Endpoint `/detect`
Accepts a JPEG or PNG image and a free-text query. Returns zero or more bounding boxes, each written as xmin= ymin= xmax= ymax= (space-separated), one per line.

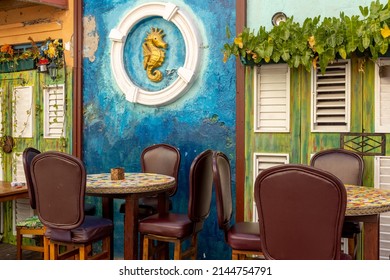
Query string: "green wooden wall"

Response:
xmin=244 ymin=57 xmax=390 ymax=221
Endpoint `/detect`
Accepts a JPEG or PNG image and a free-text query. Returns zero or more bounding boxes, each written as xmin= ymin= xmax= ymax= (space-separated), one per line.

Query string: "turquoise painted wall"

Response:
xmin=82 ymin=0 xmax=236 ymax=259
xmin=248 ymin=0 xmax=387 ymax=31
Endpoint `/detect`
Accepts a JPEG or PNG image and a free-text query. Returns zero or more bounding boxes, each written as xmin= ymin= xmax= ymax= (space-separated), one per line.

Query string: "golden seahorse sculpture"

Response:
xmin=142 ymin=27 xmax=168 ymax=82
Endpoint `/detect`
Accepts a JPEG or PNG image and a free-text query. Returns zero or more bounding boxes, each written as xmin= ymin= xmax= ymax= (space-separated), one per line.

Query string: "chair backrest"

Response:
xmin=310 ymin=148 xmax=364 ymax=185
xmin=188 ymin=149 xmax=213 ymax=232
xmin=22 ymin=147 xmax=41 ymax=209
xmin=212 ymin=151 xmax=233 ymax=238
xmin=254 ymin=164 xmax=347 ymax=260
xmin=141 ymin=143 xmax=181 ymax=196
xmin=31 ymin=151 xmax=86 ymax=231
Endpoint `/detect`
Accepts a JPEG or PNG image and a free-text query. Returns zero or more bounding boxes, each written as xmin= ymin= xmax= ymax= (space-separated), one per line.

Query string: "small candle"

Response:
xmin=111 ymin=167 xmax=125 ymax=180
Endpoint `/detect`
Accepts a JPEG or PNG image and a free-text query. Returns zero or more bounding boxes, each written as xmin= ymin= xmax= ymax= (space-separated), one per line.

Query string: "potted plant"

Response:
xmin=0 ymin=37 xmax=64 ymax=73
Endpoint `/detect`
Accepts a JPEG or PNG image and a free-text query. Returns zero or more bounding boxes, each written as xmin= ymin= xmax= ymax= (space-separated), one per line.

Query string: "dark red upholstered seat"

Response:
xmin=310 ymin=148 xmax=364 ymax=259
xmin=31 ymin=151 xmax=113 ymax=260
xmin=254 ymin=164 xmax=349 ymax=260
xmin=119 ymin=143 xmax=180 ymax=219
xmin=139 ymin=149 xmax=213 ymax=260
xmin=212 ymin=151 xmax=263 ymax=259
xmin=227 ymin=222 xmax=261 ymax=251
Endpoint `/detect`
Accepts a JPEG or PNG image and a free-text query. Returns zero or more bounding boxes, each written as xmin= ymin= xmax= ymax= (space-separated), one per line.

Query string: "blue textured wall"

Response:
xmin=82 ymin=0 xmax=236 ymax=259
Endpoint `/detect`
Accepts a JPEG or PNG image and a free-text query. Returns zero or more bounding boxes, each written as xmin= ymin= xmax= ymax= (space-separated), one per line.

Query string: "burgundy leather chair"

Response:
xmin=254 ymin=164 xmax=349 ymax=260
xmin=31 ymin=151 xmax=113 ymax=260
xmin=119 ymin=143 xmax=180 ymax=218
xmin=139 ymin=149 xmax=213 ymax=260
xmin=212 ymin=151 xmax=263 ymax=259
xmin=310 ymin=148 xmax=364 ymax=258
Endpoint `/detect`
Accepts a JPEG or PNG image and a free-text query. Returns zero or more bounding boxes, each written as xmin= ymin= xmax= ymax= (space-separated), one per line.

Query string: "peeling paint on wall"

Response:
xmin=83 ymin=15 xmax=99 ymax=62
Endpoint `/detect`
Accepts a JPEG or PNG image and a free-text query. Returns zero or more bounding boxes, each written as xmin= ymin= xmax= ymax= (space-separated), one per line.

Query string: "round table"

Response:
xmin=86 ymin=172 xmax=175 ymax=195
xmin=345 ymin=185 xmax=390 ymax=260
xmin=346 ymin=185 xmax=390 ymax=216
xmin=86 ymin=172 xmax=175 ymax=260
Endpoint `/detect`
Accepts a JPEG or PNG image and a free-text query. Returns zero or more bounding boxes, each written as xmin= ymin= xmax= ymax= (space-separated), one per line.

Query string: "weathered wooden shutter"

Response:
xmin=374 ymin=156 xmax=390 ymax=260
xmin=12 ymin=86 xmax=33 ymax=138
xmin=44 ymin=84 xmax=65 ymax=138
xmin=311 ymin=60 xmax=351 ymax=132
xmin=375 ymin=59 xmax=390 ymax=132
xmin=254 ymin=64 xmax=290 ymax=132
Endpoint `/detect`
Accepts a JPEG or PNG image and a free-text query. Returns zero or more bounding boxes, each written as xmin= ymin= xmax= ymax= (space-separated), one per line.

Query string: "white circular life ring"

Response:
xmin=109 ymin=2 xmax=201 ymax=106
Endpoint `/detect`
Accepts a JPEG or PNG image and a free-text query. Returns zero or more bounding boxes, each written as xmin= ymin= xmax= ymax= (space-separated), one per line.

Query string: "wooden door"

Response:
xmin=0 ymin=68 xmax=71 ymax=244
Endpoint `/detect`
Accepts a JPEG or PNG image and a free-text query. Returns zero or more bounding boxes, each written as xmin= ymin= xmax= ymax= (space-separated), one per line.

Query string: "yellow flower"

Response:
xmin=223 ymin=51 xmax=228 ymax=63
xmin=381 ymin=24 xmax=390 ymax=38
xmin=308 ymin=36 xmax=316 ymax=50
xmin=234 ymin=37 xmax=243 ymax=48
xmin=0 ymin=44 xmax=13 ymax=56
xmin=46 ymin=42 xmax=57 ymax=58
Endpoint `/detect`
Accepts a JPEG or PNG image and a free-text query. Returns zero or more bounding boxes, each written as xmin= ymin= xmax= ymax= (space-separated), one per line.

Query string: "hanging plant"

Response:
xmin=223 ymin=0 xmax=390 ymax=73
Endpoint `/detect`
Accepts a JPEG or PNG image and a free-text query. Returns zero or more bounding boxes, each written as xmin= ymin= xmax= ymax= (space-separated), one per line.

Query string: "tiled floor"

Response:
xmin=0 ymin=242 xmax=42 ymax=260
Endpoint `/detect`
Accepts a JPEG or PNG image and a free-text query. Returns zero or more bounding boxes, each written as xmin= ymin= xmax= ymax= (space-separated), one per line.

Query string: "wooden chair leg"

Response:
xmin=173 ymin=240 xmax=181 ymax=260
xmin=348 ymin=235 xmax=357 ymax=259
xmin=139 ymin=233 xmax=144 ymax=259
xmin=79 ymin=246 xmax=87 ymax=260
xmin=50 ymin=243 xmax=59 ymax=260
xmin=143 ymin=236 xmax=150 ymax=260
xmin=16 ymin=227 xmax=22 ymax=260
xmin=43 ymin=237 xmax=50 ymax=260
xmin=102 ymin=236 xmax=111 ymax=259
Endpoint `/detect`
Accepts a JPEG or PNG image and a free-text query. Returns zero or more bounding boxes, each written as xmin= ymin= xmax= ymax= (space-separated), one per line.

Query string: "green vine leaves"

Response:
xmin=223 ymin=0 xmax=390 ymax=73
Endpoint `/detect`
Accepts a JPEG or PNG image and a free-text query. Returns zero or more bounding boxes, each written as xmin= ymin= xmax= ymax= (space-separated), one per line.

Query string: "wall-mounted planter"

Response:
xmin=0 ymin=59 xmax=35 ymax=73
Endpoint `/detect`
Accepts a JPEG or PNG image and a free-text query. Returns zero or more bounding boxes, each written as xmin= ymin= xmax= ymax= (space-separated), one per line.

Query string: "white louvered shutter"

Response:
xmin=311 ymin=60 xmax=351 ymax=132
xmin=44 ymin=84 xmax=65 ymax=138
xmin=375 ymin=59 xmax=390 ymax=132
xmin=254 ymin=64 xmax=290 ymax=132
xmin=374 ymin=156 xmax=390 ymax=260
xmin=252 ymin=153 xmax=289 ymax=222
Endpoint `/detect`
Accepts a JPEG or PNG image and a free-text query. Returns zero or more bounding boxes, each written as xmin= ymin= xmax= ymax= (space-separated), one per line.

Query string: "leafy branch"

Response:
xmin=223 ymin=0 xmax=390 ymax=73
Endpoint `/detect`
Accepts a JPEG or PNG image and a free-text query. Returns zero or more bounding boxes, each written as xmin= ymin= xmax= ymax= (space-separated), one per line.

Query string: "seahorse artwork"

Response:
xmin=142 ymin=27 xmax=168 ymax=82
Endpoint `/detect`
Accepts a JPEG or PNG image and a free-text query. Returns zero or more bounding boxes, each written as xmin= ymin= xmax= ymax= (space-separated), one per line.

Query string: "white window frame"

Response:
xmin=311 ymin=59 xmax=351 ymax=132
xmin=254 ymin=64 xmax=290 ymax=132
xmin=375 ymin=58 xmax=390 ymax=133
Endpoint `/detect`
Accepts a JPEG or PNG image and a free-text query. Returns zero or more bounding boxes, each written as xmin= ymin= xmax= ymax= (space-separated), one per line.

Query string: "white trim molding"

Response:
xmin=110 ymin=2 xmax=201 ymax=106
